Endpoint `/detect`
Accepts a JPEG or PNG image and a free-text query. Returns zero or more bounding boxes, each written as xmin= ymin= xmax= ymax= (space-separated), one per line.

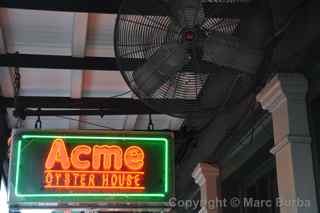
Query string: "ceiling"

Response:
xmin=1 ymin=0 xmax=319 ymax=201
xmin=0 ymin=8 xmax=183 ymax=130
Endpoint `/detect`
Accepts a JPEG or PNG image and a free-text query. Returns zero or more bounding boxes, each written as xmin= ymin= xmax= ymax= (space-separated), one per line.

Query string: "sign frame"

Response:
xmin=8 ymin=129 xmax=174 ymax=211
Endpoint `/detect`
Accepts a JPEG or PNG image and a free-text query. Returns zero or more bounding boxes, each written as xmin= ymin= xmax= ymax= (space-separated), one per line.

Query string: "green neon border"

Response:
xmin=14 ymin=134 xmax=170 ymax=198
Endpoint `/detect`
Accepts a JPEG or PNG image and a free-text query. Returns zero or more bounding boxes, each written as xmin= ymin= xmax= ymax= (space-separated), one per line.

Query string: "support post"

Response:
xmin=192 ymin=163 xmax=221 ymax=213
xmin=0 ymin=107 xmax=9 ymax=187
xmin=257 ymin=73 xmax=318 ymax=213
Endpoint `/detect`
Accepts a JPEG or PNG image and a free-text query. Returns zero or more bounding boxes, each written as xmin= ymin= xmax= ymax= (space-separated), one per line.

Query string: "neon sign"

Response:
xmin=44 ymin=139 xmax=145 ymax=191
xmin=9 ymin=130 xmax=174 ymax=209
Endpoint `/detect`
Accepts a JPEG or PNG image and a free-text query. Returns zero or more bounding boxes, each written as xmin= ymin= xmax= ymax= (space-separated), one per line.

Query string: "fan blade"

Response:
xmin=171 ymin=0 xmax=204 ymax=28
xmin=133 ymin=43 xmax=186 ymax=96
xmin=199 ymin=68 xmax=255 ymax=108
xmin=198 ymin=69 xmax=236 ymax=108
xmin=202 ymin=32 xmax=264 ymax=74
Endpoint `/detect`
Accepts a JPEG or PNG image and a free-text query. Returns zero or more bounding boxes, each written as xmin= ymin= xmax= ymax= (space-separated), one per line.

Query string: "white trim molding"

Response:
xmin=192 ymin=163 xmax=221 ymax=213
xmin=257 ymin=73 xmax=318 ymax=213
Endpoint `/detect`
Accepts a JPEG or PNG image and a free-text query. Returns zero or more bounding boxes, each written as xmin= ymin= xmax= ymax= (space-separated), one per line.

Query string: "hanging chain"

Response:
xmin=13 ymin=66 xmax=21 ymax=97
xmin=13 ymin=52 xmax=21 ymax=97
xmin=13 ymin=62 xmax=23 ymax=128
xmin=148 ymin=114 xmax=154 ymax=131
xmin=34 ymin=116 xmax=42 ymax=129
xmin=34 ymin=108 xmax=42 ymax=129
xmin=15 ymin=119 xmax=24 ymax=129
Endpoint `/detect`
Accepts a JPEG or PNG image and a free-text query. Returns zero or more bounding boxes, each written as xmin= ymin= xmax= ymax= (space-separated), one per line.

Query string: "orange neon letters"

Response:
xmin=124 ymin=146 xmax=145 ymax=170
xmin=92 ymin=145 xmax=123 ymax=170
xmin=45 ymin=139 xmax=145 ymax=171
xmin=45 ymin=139 xmax=71 ymax=170
xmin=70 ymin=145 xmax=91 ymax=170
xmin=44 ymin=139 xmax=146 ymax=191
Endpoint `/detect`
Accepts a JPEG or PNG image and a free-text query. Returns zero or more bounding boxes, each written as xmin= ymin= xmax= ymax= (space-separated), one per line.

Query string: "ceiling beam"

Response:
xmin=0 ymin=53 xmax=124 ymax=70
xmin=1 ymin=96 xmax=200 ymax=114
xmin=69 ymin=12 xmax=89 ymax=129
xmin=0 ymin=0 xmax=251 ymax=18
xmin=20 ymin=109 xmax=152 ymax=117
xmin=0 ymin=53 xmax=216 ymax=73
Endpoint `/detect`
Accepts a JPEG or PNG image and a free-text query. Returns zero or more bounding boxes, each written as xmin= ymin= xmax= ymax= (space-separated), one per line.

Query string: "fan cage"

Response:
xmin=115 ymin=0 xmax=252 ymax=117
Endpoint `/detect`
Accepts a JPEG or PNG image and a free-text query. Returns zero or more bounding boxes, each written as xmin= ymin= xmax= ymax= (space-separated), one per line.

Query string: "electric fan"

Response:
xmin=114 ymin=0 xmax=272 ymax=117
